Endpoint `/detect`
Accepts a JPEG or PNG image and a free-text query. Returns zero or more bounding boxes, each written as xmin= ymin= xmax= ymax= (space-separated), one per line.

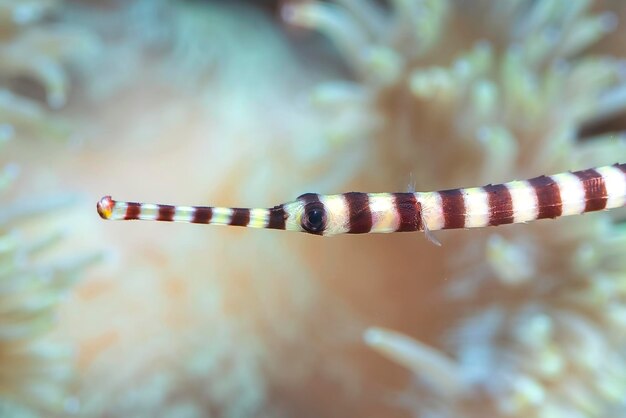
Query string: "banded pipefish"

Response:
xmin=98 ymin=164 xmax=626 ymax=238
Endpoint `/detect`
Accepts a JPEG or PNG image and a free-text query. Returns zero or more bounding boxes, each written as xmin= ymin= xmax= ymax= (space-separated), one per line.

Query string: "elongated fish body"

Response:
xmin=97 ymin=163 xmax=626 ymax=237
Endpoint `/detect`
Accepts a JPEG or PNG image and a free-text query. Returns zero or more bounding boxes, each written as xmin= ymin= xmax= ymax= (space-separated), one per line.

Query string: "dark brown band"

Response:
xmin=267 ymin=205 xmax=286 ymax=230
xmin=528 ymin=175 xmax=562 ymax=219
xmin=230 ymin=208 xmax=251 ymax=227
xmin=125 ymin=202 xmax=141 ymax=220
xmin=394 ymin=193 xmax=422 ymax=232
xmin=439 ymin=189 xmax=466 ymax=229
xmin=157 ymin=205 xmax=176 ymax=222
xmin=344 ymin=192 xmax=372 ymax=234
xmin=574 ymin=169 xmax=607 ymax=212
xmin=192 ymin=207 xmax=213 ymax=224
xmin=483 ymin=184 xmax=514 ymax=226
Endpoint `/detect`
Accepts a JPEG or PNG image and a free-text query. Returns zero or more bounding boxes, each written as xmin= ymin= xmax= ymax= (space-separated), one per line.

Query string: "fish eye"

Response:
xmin=302 ymin=202 xmax=327 ymax=234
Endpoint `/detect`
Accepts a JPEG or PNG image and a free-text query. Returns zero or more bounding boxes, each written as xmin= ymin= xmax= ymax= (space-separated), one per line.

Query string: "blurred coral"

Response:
xmin=0 ymin=163 xmax=98 ymax=416
xmin=0 ymin=0 xmax=97 ymax=141
xmin=5 ymin=0 xmax=626 ymax=417
xmin=0 ymin=1 xmax=100 ymax=415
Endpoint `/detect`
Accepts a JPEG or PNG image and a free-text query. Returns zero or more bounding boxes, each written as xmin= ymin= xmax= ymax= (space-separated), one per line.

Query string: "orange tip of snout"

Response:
xmin=97 ymin=196 xmax=114 ymax=219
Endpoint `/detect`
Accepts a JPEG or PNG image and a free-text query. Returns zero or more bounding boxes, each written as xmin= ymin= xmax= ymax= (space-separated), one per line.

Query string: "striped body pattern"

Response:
xmin=97 ymin=163 xmax=626 ymax=236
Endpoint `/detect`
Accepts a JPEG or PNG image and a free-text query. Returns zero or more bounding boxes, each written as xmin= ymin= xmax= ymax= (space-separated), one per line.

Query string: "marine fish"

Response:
xmin=97 ymin=163 xmax=626 ymax=240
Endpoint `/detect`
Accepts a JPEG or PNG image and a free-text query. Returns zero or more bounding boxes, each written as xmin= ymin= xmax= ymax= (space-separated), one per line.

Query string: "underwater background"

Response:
xmin=2 ymin=0 xmax=626 ymax=417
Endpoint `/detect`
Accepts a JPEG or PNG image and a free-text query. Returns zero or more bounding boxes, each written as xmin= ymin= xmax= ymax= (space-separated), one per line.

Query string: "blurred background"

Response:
xmin=2 ymin=0 xmax=626 ymax=417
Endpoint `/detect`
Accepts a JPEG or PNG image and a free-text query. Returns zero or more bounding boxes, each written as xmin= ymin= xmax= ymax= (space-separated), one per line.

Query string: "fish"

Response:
xmin=97 ymin=163 xmax=626 ymax=240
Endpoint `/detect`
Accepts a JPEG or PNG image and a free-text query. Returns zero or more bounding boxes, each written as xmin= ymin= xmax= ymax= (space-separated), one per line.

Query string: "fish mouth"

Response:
xmin=97 ymin=196 xmax=114 ymax=219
